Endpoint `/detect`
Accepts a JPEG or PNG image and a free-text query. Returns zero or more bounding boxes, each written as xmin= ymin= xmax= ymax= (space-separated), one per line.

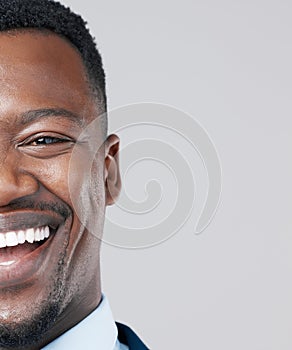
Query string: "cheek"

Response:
xmin=20 ymin=150 xmax=106 ymax=234
xmin=24 ymin=156 xmax=72 ymax=203
xmin=70 ymin=156 xmax=106 ymax=232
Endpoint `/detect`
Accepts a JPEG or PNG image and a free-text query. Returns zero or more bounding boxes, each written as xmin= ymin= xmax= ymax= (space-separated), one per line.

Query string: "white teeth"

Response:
xmin=44 ymin=226 xmax=50 ymax=239
xmin=35 ymin=228 xmax=41 ymax=242
xmin=40 ymin=228 xmax=45 ymax=241
xmin=6 ymin=232 xmax=18 ymax=247
xmin=17 ymin=230 xmax=26 ymax=244
xmin=26 ymin=228 xmax=35 ymax=244
xmin=0 ymin=234 xmax=6 ymax=248
xmin=0 ymin=260 xmax=15 ymax=266
xmin=0 ymin=226 xmax=51 ymax=249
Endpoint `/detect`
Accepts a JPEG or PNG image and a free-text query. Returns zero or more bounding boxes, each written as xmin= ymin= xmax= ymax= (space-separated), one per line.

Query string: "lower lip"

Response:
xmin=0 ymin=232 xmax=57 ymax=287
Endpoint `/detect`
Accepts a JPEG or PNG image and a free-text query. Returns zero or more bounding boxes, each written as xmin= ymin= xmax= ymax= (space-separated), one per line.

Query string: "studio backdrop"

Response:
xmin=62 ymin=1 xmax=292 ymax=349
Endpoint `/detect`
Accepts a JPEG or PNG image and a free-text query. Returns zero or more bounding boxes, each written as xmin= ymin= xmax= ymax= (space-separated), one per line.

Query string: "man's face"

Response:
xmin=0 ymin=31 xmax=120 ymax=348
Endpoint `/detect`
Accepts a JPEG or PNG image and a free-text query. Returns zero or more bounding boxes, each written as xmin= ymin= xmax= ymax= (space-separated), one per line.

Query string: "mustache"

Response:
xmin=5 ymin=198 xmax=72 ymax=219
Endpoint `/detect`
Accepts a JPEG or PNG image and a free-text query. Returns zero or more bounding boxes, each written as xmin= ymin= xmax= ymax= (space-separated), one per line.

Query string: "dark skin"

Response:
xmin=0 ymin=31 xmax=121 ymax=349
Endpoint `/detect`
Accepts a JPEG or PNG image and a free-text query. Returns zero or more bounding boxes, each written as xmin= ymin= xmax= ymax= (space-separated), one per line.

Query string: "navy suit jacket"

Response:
xmin=116 ymin=323 xmax=149 ymax=350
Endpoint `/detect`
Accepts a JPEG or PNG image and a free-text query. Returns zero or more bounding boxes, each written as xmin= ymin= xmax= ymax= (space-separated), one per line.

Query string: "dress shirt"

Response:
xmin=43 ymin=296 xmax=129 ymax=350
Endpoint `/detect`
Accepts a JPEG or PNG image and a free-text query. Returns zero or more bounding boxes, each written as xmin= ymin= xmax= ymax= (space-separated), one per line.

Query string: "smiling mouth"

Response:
xmin=0 ymin=208 xmax=68 ymax=286
xmin=0 ymin=226 xmax=55 ymax=266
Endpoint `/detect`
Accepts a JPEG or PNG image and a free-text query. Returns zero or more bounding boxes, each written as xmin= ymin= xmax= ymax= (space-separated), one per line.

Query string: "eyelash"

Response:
xmin=30 ymin=136 xmax=68 ymax=146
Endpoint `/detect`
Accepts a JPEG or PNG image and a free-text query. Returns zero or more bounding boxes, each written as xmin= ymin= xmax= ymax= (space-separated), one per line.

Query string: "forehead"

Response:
xmin=0 ymin=30 xmax=95 ymax=122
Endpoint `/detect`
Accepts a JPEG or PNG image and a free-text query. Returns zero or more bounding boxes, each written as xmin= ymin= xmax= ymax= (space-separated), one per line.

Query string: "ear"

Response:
xmin=104 ymin=134 xmax=121 ymax=206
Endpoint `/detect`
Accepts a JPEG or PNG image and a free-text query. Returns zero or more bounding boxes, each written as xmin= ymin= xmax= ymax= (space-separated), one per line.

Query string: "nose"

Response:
xmin=0 ymin=161 xmax=39 ymax=207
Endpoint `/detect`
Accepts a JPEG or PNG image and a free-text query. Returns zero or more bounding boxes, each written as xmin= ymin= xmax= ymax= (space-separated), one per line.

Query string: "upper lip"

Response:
xmin=0 ymin=211 xmax=64 ymax=233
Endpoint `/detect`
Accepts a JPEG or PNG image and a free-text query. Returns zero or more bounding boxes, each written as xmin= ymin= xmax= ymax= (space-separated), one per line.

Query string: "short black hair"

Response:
xmin=0 ymin=0 xmax=107 ymax=134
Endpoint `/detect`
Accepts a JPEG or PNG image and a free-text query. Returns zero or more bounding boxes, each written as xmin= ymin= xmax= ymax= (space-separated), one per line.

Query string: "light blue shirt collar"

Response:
xmin=43 ymin=295 xmax=128 ymax=350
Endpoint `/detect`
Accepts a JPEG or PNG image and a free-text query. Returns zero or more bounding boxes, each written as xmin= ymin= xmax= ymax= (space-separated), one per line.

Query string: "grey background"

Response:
xmin=62 ymin=1 xmax=292 ymax=349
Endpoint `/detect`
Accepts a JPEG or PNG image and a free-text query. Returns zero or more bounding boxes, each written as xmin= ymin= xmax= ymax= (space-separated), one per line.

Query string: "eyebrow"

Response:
xmin=19 ymin=108 xmax=84 ymax=127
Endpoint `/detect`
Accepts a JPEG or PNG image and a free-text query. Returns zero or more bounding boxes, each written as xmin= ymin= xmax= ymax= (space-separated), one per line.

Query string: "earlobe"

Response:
xmin=104 ymin=134 xmax=121 ymax=206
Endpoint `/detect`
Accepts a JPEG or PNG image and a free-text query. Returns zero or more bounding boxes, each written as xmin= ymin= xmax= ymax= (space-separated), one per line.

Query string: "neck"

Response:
xmin=37 ymin=280 xmax=102 ymax=349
